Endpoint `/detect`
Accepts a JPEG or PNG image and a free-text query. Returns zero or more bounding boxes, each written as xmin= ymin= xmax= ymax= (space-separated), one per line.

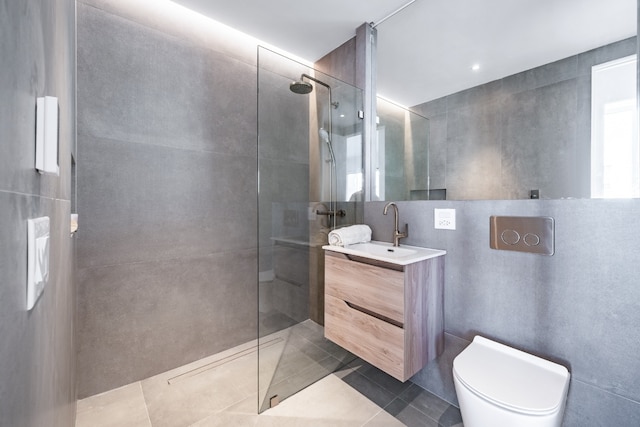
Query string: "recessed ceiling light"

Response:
xmin=471 ymin=64 xmax=480 ymax=71
xmin=340 ymin=114 xmax=345 ymax=118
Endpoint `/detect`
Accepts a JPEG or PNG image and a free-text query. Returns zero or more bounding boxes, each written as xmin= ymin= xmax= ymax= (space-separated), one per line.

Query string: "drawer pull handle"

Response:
xmin=345 ymin=301 xmax=404 ymax=329
xmin=344 ymin=254 xmax=404 ymax=272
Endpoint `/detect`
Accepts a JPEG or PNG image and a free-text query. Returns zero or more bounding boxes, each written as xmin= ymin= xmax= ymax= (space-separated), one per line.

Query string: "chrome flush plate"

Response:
xmin=490 ymin=216 xmax=555 ymax=256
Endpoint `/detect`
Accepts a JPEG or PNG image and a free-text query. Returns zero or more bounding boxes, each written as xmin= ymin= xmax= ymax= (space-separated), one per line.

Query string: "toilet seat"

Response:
xmin=453 ymin=336 xmax=570 ymax=416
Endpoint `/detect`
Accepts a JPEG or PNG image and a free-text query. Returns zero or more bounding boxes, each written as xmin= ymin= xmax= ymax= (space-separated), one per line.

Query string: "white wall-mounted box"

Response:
xmin=434 ymin=208 xmax=456 ymax=230
xmin=35 ymin=96 xmax=59 ymax=176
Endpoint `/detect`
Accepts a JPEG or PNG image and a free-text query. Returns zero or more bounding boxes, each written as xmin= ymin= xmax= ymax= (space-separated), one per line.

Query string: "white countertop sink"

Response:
xmin=323 ymin=241 xmax=446 ymax=265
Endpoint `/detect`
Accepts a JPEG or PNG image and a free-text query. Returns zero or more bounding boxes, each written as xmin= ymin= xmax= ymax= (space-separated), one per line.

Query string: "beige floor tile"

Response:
xmin=220 ymin=393 xmax=260 ymax=415
xmin=260 ymin=374 xmax=384 ymax=425
xmin=142 ymin=350 xmax=257 ymax=427
xmin=257 ymin=416 xmax=367 ymax=427
xmin=189 ymin=411 xmax=258 ymax=427
xmin=76 ymin=382 xmax=151 ymax=427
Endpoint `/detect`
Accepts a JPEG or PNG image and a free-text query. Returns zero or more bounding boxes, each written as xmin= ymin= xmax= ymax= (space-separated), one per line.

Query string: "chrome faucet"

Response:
xmin=383 ymin=202 xmax=408 ymax=247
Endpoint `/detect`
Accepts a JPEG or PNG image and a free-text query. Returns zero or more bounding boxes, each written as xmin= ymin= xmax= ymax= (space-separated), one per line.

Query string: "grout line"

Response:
xmin=0 ymin=188 xmax=72 ymax=203
xmin=394 ymin=389 xmax=454 ymax=427
xmin=77 ymin=131 xmax=259 ymax=160
xmin=77 ymin=246 xmax=258 ymax=270
xmin=359 ymin=407 xmax=385 ymax=427
xmin=571 ymin=377 xmax=640 ymax=405
xmin=137 ymin=381 xmax=153 ymax=427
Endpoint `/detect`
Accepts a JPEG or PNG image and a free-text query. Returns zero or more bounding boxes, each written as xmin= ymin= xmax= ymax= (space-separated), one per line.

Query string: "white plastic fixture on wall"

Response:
xmin=35 ymin=96 xmax=59 ymax=176
xmin=27 ymin=216 xmax=50 ymax=310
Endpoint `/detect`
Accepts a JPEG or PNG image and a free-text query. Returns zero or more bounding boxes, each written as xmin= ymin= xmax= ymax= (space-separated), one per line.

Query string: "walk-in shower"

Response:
xmin=257 ymin=47 xmax=364 ymax=412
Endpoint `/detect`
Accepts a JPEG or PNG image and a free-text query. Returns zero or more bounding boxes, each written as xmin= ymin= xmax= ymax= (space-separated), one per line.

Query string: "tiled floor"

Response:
xmin=76 ymin=322 xmax=463 ymax=427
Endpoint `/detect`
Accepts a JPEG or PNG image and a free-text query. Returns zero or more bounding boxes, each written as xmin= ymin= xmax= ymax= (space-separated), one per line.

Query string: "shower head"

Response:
xmin=318 ymin=128 xmax=330 ymax=143
xmin=289 ymin=73 xmax=331 ymax=95
xmin=319 ymin=127 xmax=336 ymax=165
xmin=289 ymin=79 xmax=313 ymax=95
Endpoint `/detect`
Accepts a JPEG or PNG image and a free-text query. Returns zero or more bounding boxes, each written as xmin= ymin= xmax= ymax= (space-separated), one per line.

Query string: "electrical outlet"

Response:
xmin=434 ymin=208 xmax=456 ymax=230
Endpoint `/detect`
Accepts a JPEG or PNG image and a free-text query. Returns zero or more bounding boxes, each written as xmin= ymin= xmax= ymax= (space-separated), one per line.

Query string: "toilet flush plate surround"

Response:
xmin=490 ymin=216 xmax=554 ymax=255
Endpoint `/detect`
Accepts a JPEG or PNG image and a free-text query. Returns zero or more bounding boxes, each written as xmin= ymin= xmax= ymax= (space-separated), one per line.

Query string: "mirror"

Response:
xmin=373 ymin=97 xmax=431 ymax=201
xmin=374 ymin=0 xmax=637 ymax=200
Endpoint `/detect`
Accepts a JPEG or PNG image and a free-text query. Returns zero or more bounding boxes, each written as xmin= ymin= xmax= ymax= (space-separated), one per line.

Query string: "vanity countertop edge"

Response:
xmin=322 ymin=241 xmax=446 ymax=266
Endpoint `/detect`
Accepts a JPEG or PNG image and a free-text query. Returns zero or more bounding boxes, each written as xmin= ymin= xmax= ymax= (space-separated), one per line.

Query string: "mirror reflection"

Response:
xmin=376 ymin=0 xmax=637 ymax=200
xmin=373 ymin=98 xmax=430 ymax=201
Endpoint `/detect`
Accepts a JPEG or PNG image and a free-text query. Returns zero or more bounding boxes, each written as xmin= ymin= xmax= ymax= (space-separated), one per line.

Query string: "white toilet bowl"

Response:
xmin=453 ymin=336 xmax=570 ymax=427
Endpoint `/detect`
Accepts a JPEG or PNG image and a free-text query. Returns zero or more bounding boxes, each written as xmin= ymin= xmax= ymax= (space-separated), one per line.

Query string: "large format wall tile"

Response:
xmin=78 ymin=2 xmax=257 ymax=158
xmin=257 ymin=68 xmax=310 ymax=164
xmin=501 ymin=55 xmax=578 ymax=95
xmin=77 ymin=249 xmax=257 ymax=398
xmin=80 ymin=0 xmax=257 ymax=65
xmin=77 ymin=136 xmax=257 ymax=268
xmin=0 ymin=193 xmax=76 ymax=426
xmin=76 ymin=1 xmax=260 ymax=399
xmin=563 ymin=378 xmax=640 ymax=426
xmin=0 ymin=0 xmax=76 ymax=426
xmin=501 ymin=79 xmax=578 ymax=199
xmin=258 ymin=159 xmax=309 ymax=245
xmin=0 ymin=0 xmax=74 ymax=201
xmin=446 ymin=101 xmax=503 ymax=200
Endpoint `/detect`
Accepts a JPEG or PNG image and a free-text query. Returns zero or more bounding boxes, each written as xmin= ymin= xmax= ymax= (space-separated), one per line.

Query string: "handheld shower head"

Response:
xmin=318 ymin=128 xmax=330 ymax=143
xmin=319 ymin=128 xmax=336 ymax=165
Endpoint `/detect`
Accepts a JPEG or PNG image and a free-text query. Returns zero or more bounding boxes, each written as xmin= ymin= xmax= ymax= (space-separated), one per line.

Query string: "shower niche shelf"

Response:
xmin=323 ymin=248 xmax=445 ymax=382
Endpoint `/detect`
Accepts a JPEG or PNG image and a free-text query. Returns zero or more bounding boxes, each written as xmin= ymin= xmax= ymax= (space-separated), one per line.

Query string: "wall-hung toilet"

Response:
xmin=453 ymin=336 xmax=570 ymax=427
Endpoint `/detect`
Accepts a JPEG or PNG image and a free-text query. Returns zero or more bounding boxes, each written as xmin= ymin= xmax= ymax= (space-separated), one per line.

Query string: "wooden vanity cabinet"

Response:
xmin=324 ymin=251 xmax=444 ymax=382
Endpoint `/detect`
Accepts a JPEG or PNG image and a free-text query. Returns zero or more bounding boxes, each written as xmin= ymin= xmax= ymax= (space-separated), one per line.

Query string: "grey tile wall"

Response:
xmin=76 ymin=1 xmax=259 ymax=397
xmin=80 ymin=0 xmax=257 ymax=66
xmin=77 ymin=4 xmax=257 ymax=158
xmin=364 ymin=198 xmax=640 ymax=425
xmin=76 ymin=249 xmax=257 ymax=397
xmin=316 ymin=37 xmax=358 ymax=87
xmin=0 ymin=0 xmax=77 ymax=426
xmin=413 ymin=37 xmax=637 ymax=201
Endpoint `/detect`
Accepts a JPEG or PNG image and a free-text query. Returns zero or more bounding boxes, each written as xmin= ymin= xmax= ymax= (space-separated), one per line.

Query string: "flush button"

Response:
xmin=523 ymin=233 xmax=541 ymax=246
xmin=490 ymin=216 xmax=554 ymax=256
xmin=500 ymin=229 xmax=520 ymax=245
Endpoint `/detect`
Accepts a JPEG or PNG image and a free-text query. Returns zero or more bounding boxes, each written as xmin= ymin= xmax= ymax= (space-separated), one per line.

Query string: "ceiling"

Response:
xmin=172 ymin=0 xmax=636 ymax=107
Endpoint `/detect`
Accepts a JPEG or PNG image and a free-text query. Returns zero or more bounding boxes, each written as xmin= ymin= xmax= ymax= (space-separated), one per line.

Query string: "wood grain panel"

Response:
xmin=404 ymin=256 xmax=445 ymax=379
xmin=325 ymin=294 xmax=405 ymax=381
xmin=325 ymin=254 xmax=404 ymax=324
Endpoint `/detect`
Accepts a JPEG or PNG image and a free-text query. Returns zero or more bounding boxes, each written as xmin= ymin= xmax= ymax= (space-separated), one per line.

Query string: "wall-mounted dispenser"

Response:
xmin=27 ymin=216 xmax=50 ymax=310
xmin=35 ymin=96 xmax=59 ymax=176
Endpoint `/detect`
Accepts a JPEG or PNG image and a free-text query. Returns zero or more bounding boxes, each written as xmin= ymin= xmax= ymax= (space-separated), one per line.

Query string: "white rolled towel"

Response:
xmin=328 ymin=225 xmax=372 ymax=247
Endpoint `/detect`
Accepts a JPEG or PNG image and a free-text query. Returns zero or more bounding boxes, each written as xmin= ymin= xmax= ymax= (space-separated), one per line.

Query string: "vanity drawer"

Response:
xmin=325 ymin=294 xmax=405 ymax=380
xmin=325 ymin=254 xmax=404 ymax=325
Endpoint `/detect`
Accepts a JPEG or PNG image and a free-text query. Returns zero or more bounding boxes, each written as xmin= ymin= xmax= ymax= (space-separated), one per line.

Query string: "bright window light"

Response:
xmin=591 ymin=55 xmax=639 ymax=198
xmin=345 ymin=135 xmax=363 ymax=201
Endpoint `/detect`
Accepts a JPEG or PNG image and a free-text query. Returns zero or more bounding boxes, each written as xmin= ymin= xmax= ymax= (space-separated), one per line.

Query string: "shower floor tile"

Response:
xmin=76 ymin=323 xmax=462 ymax=427
xmin=75 ymin=382 xmax=151 ymax=427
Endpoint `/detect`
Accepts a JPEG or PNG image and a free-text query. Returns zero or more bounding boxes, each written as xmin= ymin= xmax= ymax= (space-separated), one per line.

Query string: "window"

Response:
xmin=591 ymin=55 xmax=639 ymax=198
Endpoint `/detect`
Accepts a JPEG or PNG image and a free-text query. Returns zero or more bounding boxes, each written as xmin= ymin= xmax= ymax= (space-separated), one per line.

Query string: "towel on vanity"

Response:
xmin=328 ymin=225 xmax=372 ymax=246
